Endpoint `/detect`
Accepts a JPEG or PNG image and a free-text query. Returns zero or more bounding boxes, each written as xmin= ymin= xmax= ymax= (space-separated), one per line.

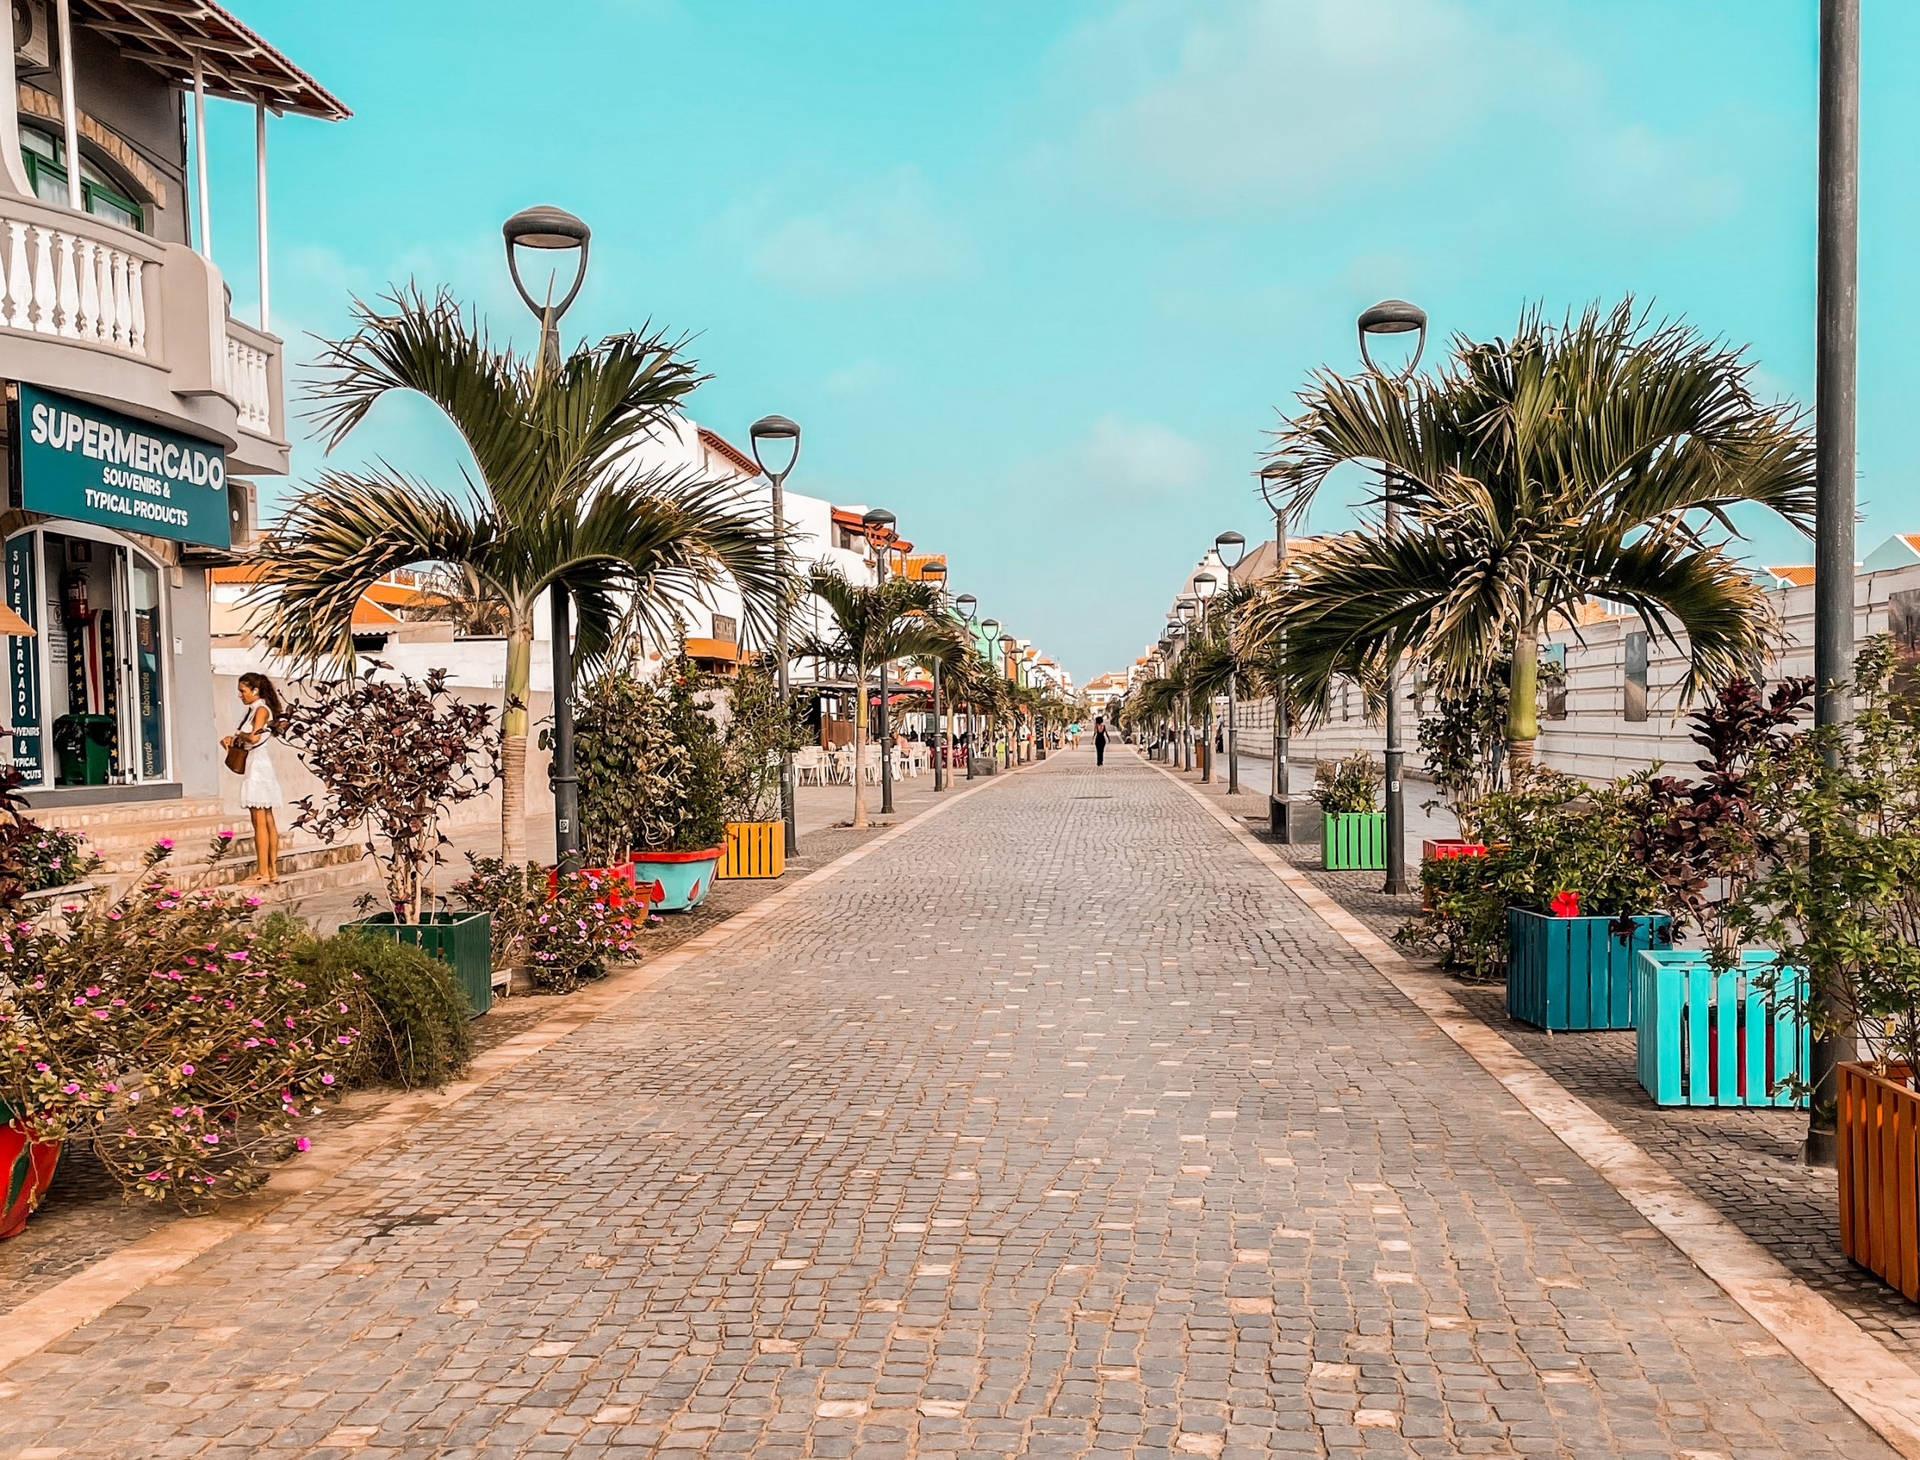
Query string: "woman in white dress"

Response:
xmin=221 ymin=672 xmax=284 ymax=883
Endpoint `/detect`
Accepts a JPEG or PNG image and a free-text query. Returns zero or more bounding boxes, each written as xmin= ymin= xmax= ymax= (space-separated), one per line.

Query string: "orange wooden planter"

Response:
xmin=1838 ymin=1062 xmax=1920 ymax=1300
xmin=718 ymin=820 xmax=785 ymax=880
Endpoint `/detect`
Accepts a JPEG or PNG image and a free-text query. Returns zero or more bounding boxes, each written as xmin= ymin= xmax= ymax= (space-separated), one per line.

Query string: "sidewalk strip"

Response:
xmin=0 ymin=768 xmax=1018 ymax=1376
xmin=1148 ymin=754 xmax=1920 ymax=1460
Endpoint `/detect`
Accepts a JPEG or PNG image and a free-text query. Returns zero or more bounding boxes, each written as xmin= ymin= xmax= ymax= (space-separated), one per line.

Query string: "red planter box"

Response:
xmin=1422 ymin=838 xmax=1488 ymax=861
xmin=0 ymin=1112 xmax=60 ymax=1240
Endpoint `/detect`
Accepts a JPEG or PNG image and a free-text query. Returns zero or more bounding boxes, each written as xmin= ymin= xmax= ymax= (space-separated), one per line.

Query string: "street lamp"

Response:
xmin=981 ymin=617 xmax=1001 ymax=772
xmin=1359 ymin=297 xmax=1429 ymax=897
xmin=503 ymin=205 xmax=590 ymax=875
xmin=1215 ymin=531 xmax=1246 ymax=794
xmin=922 ymin=560 xmax=949 ymax=790
xmin=863 ymin=509 xmax=898 ymax=814
xmin=957 ymin=594 xmax=978 ymax=779
xmin=1193 ymin=571 xmax=1218 ymax=784
xmin=1257 ymin=459 xmax=1298 ymax=839
xmin=1169 ymin=619 xmax=1191 ymax=772
xmin=750 ymin=413 xmax=802 ymax=857
xmin=503 ymin=205 xmax=590 ymax=375
xmin=999 ymin=634 xmax=1019 ymax=768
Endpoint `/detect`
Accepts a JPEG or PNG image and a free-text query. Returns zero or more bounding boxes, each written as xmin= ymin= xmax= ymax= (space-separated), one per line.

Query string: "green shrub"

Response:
xmin=290 ymin=931 xmax=473 ymax=1090
xmin=1312 ymin=752 xmax=1381 ymax=814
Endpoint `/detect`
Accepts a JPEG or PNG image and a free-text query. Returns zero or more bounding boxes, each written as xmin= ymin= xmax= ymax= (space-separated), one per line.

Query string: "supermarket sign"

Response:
xmin=10 ymin=383 xmax=229 ymax=549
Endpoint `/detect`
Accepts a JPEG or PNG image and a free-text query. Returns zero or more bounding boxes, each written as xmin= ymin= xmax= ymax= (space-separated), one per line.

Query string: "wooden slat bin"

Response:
xmin=1506 ymin=908 xmax=1671 ymax=1032
xmin=1633 ymin=950 xmax=1808 ymax=1107
xmin=1838 ymin=1063 xmax=1920 ymax=1302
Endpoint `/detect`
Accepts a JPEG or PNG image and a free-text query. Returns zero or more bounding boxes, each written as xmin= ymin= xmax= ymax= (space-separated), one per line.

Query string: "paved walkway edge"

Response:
xmin=1147 ymin=752 xmax=1920 ymax=1460
xmin=0 ymin=769 xmax=1020 ymax=1377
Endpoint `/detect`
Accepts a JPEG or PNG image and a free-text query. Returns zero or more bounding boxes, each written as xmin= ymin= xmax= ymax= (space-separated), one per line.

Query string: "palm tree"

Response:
xmin=797 ymin=567 xmax=965 ymax=827
xmin=249 ymin=287 xmax=784 ymax=863
xmin=1245 ymin=301 xmax=1815 ymax=772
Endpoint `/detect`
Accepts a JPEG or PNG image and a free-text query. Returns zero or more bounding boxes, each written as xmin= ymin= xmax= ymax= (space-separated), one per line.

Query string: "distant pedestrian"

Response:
xmin=1094 ymin=717 xmax=1108 ymax=767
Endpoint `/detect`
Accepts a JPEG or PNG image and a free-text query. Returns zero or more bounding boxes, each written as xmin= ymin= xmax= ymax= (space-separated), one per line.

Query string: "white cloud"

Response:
xmin=749 ymin=169 xmax=974 ymax=295
xmin=1074 ymin=415 xmax=1210 ymax=499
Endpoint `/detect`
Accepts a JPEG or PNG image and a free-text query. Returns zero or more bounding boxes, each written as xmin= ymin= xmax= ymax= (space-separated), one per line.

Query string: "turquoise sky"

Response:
xmin=212 ymin=1 xmax=1908 ymax=683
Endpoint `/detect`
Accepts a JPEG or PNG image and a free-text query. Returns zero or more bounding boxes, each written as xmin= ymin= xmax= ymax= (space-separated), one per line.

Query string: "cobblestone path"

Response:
xmin=0 ymin=751 xmax=1892 ymax=1458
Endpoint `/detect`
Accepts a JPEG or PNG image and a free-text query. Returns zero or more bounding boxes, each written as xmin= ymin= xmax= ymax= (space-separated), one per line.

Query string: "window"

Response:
xmin=710 ymin=612 xmax=738 ymax=644
xmin=1540 ymin=643 xmax=1568 ymax=721
xmin=18 ymin=125 xmax=143 ymax=232
xmin=1623 ymin=631 xmax=1648 ymax=723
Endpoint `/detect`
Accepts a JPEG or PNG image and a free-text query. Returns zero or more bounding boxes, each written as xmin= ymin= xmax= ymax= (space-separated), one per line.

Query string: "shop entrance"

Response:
xmin=3 ymin=528 xmax=169 ymax=788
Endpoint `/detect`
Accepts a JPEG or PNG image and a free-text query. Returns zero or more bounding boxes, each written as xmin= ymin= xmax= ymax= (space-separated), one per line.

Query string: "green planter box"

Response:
xmin=1322 ymin=812 xmax=1386 ymax=871
xmin=345 ymin=911 xmax=492 ymax=1018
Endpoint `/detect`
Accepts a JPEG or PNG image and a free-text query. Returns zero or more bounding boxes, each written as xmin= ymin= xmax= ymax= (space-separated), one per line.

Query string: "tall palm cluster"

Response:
xmin=248 ymin=287 xmax=784 ymax=862
xmin=1236 ymin=301 xmax=1816 ymax=771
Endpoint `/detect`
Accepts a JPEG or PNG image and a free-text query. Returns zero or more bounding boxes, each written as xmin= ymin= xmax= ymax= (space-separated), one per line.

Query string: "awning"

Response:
xmin=78 ymin=0 xmax=350 ymax=120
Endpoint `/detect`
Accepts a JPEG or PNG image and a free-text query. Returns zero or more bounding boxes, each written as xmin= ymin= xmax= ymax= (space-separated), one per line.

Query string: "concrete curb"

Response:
xmin=1148 ymin=752 xmax=1920 ymax=1460
xmin=0 ymin=765 xmax=1018 ymax=1376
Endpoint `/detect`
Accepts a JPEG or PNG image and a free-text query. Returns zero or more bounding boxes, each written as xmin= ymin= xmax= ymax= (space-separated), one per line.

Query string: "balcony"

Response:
xmin=0 ymin=191 xmax=288 ymax=477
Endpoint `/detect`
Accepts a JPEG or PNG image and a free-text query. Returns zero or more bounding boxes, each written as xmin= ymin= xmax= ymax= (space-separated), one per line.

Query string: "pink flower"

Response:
xmin=158 ymin=837 xmax=174 ymax=849
xmin=202 ymin=1133 xmax=220 ymax=1145
xmin=218 ymin=829 xmax=235 ymax=840
xmin=295 ymin=1137 xmax=310 ymax=1152
xmin=180 ymin=1064 xmax=195 ymax=1076
xmin=320 ymin=1073 xmax=334 ymax=1086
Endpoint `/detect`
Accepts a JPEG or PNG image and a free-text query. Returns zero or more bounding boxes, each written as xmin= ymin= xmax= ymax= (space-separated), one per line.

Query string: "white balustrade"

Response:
xmin=0 ymin=206 xmax=148 ymax=356
xmin=225 ymin=330 xmax=272 ymax=432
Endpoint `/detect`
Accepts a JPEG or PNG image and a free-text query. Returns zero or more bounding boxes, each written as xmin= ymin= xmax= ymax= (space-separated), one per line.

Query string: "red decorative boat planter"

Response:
xmin=1422 ymin=838 xmax=1488 ymax=861
xmin=547 ymin=861 xmax=646 ymax=911
xmin=0 ymin=1104 xmax=61 ymax=1240
xmin=631 ymin=847 xmax=725 ymax=912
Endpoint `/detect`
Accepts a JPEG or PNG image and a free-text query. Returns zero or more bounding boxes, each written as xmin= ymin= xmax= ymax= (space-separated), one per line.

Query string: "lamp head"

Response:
xmin=502 ymin=205 xmax=590 ymax=326
xmin=861 ymin=507 xmax=896 ymax=548
xmin=1000 ymin=635 xmax=1018 ymax=654
xmin=1357 ymin=297 xmax=1428 ymax=379
xmin=955 ymin=593 xmax=977 ymax=620
xmin=1214 ymin=530 xmax=1246 ymax=569
xmin=920 ymin=560 xmax=947 ymax=583
xmin=748 ymin=413 xmax=801 ymax=479
xmin=1192 ymin=571 xmax=1218 ymax=601
xmin=981 ymin=617 xmax=1000 ymax=638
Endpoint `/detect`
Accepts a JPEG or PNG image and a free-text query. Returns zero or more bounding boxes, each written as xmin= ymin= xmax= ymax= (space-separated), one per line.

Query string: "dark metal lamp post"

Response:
xmin=981 ymin=617 xmax=1001 ymax=770
xmin=922 ymin=560 xmax=949 ymax=789
xmin=1170 ymin=617 xmax=1191 ymax=772
xmin=862 ymin=508 xmax=897 ymax=814
xmin=1193 ymin=571 xmax=1218 ymax=783
xmin=999 ymin=635 xmax=1019 ymax=767
xmin=957 ymin=594 xmax=978 ymax=779
xmin=1257 ymin=459 xmax=1296 ymax=839
xmin=1358 ymin=297 xmax=1429 ymax=897
xmin=1215 ymin=531 xmax=1246 ymax=793
xmin=503 ymin=204 xmax=590 ymax=874
xmin=750 ymin=413 xmax=802 ymax=856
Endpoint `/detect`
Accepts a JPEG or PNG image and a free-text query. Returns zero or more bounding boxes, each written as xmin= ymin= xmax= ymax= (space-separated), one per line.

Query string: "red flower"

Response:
xmin=1550 ymin=890 xmax=1581 ymax=918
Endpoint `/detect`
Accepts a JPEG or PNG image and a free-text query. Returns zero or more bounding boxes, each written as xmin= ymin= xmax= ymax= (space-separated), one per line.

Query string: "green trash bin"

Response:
xmin=52 ymin=713 xmax=114 ymax=786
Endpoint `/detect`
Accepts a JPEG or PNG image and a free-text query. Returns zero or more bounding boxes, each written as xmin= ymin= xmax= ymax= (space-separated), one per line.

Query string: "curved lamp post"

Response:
xmin=1193 ymin=571 xmax=1219 ymax=783
xmin=999 ymin=634 xmax=1020 ymax=768
xmin=922 ymin=560 xmax=949 ymax=790
xmin=1359 ymin=298 xmax=1429 ymax=896
xmin=750 ymin=413 xmax=802 ymax=855
xmin=1214 ymin=531 xmax=1246 ymax=793
xmin=503 ymin=205 xmax=590 ymax=874
xmin=956 ymin=594 xmax=978 ymax=779
xmin=1257 ymin=458 xmax=1300 ymax=838
xmin=981 ymin=617 xmax=1001 ymax=771
xmin=1169 ymin=619 xmax=1191 ymax=772
xmin=862 ymin=509 xmax=898 ymax=814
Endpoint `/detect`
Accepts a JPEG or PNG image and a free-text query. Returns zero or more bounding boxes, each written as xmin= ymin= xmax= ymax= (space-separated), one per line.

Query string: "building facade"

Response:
xmin=0 ymin=2 xmax=343 ymax=812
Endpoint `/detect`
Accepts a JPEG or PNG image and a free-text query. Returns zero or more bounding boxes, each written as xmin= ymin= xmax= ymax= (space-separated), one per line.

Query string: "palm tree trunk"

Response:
xmin=1506 ymin=634 xmax=1540 ymax=781
xmin=851 ymin=668 xmax=869 ymax=829
xmin=500 ymin=622 xmax=532 ymax=864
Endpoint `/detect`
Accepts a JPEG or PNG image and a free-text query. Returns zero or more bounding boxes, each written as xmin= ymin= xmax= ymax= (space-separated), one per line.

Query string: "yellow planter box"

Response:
xmin=718 ymin=820 xmax=785 ymax=880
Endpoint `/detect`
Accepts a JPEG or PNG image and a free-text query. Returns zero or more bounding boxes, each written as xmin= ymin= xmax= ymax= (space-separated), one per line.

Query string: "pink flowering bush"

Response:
xmin=451 ymin=856 xmax=642 ymax=992
xmin=0 ymin=840 xmax=356 ymax=1206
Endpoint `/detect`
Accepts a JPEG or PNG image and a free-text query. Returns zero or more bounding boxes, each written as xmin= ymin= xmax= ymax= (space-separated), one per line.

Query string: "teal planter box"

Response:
xmin=346 ymin=911 xmax=492 ymax=1018
xmin=1634 ymin=949 xmax=1808 ymax=1108
xmin=631 ymin=848 xmax=723 ymax=912
xmin=1322 ymin=812 xmax=1386 ymax=871
xmin=1506 ymin=907 xmax=1672 ymax=1031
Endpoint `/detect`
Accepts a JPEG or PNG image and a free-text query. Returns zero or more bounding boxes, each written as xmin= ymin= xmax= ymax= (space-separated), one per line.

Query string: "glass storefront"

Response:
xmin=3 ymin=526 xmax=170 ymax=788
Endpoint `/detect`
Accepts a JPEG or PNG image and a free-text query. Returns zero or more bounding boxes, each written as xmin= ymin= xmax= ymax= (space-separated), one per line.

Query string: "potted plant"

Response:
xmin=622 ymin=645 xmax=728 ymax=911
xmin=280 ymin=666 xmax=501 ymax=1016
xmin=567 ymin=668 xmax=672 ymax=909
xmin=1463 ymin=771 xmax=1673 ymax=1031
xmin=1732 ymin=641 xmax=1920 ymax=1293
xmin=452 ymin=855 xmax=644 ymax=994
xmin=1627 ymin=677 xmax=1812 ymax=1107
xmin=716 ymin=661 xmax=801 ymax=880
xmin=1416 ymin=677 xmax=1507 ymax=861
xmin=1313 ymin=752 xmax=1385 ymax=871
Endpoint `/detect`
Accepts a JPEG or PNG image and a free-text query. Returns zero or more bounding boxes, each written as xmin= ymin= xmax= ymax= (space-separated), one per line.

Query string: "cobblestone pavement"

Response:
xmin=0 ymin=749 xmax=1892 ymax=1458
